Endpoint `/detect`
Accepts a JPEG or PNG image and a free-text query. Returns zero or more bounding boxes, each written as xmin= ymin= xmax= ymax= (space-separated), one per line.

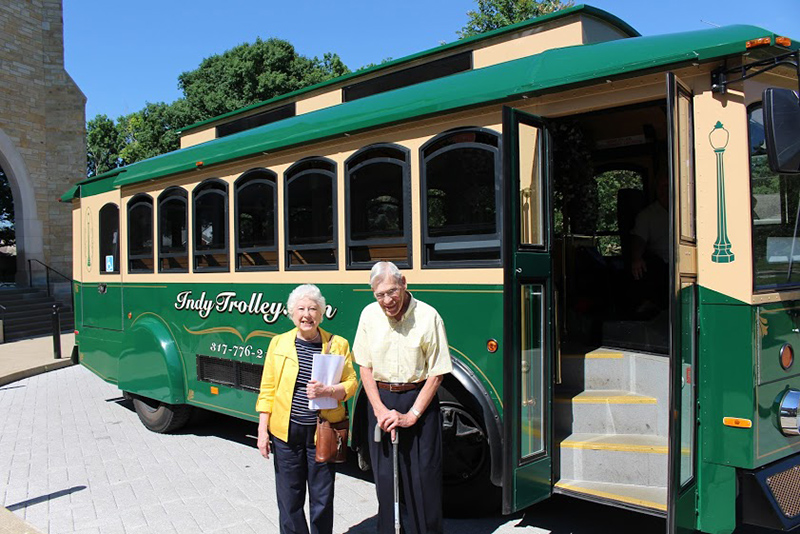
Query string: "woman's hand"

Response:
xmin=257 ymin=427 xmax=271 ymax=458
xmin=257 ymin=412 xmax=271 ymax=459
xmin=306 ymin=379 xmax=331 ymax=400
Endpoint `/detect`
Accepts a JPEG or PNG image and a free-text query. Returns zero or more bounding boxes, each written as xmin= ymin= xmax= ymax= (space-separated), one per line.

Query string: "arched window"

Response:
xmin=193 ymin=179 xmax=229 ymax=271
xmin=158 ymin=187 xmax=188 ymax=273
xmin=421 ymin=128 xmax=501 ymax=266
xmin=127 ymin=194 xmax=153 ymax=273
xmin=99 ymin=203 xmax=119 ymax=274
xmin=235 ymin=169 xmax=277 ymax=271
xmin=345 ymin=144 xmax=411 ymax=268
xmin=285 ymin=158 xmax=337 ymax=269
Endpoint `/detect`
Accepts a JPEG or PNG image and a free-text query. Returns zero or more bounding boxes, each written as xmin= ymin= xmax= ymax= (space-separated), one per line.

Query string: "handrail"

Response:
xmin=27 ymin=259 xmax=73 ymax=305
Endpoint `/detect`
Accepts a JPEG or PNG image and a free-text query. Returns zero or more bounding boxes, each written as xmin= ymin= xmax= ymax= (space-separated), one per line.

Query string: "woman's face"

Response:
xmin=292 ymin=296 xmax=323 ymax=338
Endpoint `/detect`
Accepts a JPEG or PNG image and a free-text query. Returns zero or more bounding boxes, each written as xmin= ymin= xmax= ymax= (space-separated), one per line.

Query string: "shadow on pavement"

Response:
xmin=7 ymin=486 xmax=87 ymax=511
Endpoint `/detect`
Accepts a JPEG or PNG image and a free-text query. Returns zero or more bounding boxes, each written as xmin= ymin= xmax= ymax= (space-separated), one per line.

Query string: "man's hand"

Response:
xmin=631 ymin=257 xmax=647 ymax=280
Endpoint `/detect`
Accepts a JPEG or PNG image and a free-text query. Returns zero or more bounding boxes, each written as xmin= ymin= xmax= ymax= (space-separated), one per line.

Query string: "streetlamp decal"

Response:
xmin=709 ymin=121 xmax=735 ymax=263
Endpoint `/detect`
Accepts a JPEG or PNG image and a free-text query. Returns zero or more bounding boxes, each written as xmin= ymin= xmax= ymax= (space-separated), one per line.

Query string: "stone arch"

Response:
xmin=0 ymin=127 xmax=43 ymax=285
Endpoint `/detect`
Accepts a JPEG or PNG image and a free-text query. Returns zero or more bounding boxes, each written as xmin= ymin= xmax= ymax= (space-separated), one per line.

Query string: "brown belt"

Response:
xmin=377 ymin=381 xmax=424 ymax=393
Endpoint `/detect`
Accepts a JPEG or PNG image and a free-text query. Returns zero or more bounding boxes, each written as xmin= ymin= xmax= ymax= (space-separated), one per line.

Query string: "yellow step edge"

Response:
xmin=561 ymin=440 xmax=668 ymax=454
xmin=555 ymin=394 xmax=657 ymax=405
xmin=562 ymin=351 xmax=624 ymax=359
xmin=555 ymin=481 xmax=667 ymax=511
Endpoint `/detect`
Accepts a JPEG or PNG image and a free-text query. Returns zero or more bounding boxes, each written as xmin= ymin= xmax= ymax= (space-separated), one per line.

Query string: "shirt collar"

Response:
xmin=396 ymin=291 xmax=417 ymax=322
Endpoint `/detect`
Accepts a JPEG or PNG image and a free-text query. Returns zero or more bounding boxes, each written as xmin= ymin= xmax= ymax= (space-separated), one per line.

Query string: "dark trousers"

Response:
xmin=272 ymin=422 xmax=335 ymax=534
xmin=367 ymin=388 xmax=443 ymax=534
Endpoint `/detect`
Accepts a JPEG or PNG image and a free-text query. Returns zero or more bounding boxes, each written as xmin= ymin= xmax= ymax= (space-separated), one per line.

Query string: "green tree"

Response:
xmin=0 ymin=166 xmax=14 ymax=246
xmin=177 ymin=38 xmax=350 ymax=119
xmin=118 ymin=101 xmax=194 ymax=164
xmin=86 ymin=114 xmax=124 ymax=177
xmin=458 ymin=0 xmax=574 ymax=38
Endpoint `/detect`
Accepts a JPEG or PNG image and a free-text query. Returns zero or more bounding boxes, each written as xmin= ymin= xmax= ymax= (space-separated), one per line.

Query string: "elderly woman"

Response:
xmin=255 ymin=284 xmax=357 ymax=534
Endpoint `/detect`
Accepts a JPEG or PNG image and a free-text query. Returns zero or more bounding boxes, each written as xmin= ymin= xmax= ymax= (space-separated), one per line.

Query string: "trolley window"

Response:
xmin=193 ymin=179 xmax=229 ymax=272
xmin=346 ymin=144 xmax=411 ymax=269
xmin=99 ymin=203 xmax=119 ymax=274
xmin=158 ymin=187 xmax=188 ymax=273
xmin=235 ymin=169 xmax=278 ymax=271
xmin=421 ymin=128 xmax=501 ymax=267
xmin=285 ymin=158 xmax=337 ymax=270
xmin=127 ymin=194 xmax=153 ymax=273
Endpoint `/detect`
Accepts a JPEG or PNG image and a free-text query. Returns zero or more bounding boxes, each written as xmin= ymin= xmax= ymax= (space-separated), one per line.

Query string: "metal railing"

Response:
xmin=28 ymin=259 xmax=73 ymax=304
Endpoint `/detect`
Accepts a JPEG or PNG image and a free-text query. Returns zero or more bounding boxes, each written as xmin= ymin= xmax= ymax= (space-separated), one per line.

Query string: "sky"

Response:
xmin=63 ymin=0 xmax=800 ymax=122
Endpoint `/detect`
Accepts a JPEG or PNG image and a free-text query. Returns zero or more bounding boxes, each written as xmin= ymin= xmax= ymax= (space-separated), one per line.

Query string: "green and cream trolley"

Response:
xmin=65 ymin=5 xmax=800 ymax=533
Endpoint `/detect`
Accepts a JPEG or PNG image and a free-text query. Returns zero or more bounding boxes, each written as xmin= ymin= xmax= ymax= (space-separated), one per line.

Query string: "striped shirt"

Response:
xmin=290 ymin=337 xmax=321 ymax=426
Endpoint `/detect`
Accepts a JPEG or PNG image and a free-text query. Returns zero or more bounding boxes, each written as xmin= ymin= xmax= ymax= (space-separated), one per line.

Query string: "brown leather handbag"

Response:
xmin=315 ymin=416 xmax=349 ymax=463
xmin=314 ymin=335 xmax=348 ymax=463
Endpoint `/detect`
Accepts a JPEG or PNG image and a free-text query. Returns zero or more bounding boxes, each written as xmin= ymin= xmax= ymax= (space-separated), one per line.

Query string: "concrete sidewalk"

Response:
xmin=1 ymin=333 xmax=76 ymax=534
xmin=0 ymin=333 xmax=75 ymax=388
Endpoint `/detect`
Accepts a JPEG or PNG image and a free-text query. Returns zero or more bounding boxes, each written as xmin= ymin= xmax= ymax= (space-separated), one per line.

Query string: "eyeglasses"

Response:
xmin=374 ymin=287 xmax=400 ymax=301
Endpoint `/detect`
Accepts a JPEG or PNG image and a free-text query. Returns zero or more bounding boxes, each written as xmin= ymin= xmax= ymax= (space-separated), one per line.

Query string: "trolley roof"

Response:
xmin=65 ymin=11 xmax=796 ymax=201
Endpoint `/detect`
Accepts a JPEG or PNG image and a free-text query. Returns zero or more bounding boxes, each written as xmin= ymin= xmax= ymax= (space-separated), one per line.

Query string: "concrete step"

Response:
xmin=554 ymin=390 xmax=663 ymax=436
xmin=560 ymin=348 xmax=629 ymax=390
xmin=558 ymin=433 xmax=668 ymax=487
xmin=554 ymin=478 xmax=666 ymax=514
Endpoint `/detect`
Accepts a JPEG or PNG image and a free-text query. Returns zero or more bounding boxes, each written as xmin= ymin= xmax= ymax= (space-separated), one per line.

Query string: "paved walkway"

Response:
xmin=0 ymin=335 xmax=768 ymax=534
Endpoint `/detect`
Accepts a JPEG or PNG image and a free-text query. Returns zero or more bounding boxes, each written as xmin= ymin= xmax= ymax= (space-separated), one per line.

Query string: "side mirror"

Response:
xmin=763 ymin=88 xmax=800 ymax=174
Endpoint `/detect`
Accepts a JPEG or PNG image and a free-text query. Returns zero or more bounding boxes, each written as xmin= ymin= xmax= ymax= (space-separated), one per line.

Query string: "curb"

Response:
xmin=0 ymin=359 xmax=74 ymax=388
xmin=0 ymin=507 xmax=44 ymax=534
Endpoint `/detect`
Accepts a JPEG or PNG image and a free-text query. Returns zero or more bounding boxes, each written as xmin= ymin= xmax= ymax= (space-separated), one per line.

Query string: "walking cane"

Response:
xmin=374 ymin=423 xmax=401 ymax=534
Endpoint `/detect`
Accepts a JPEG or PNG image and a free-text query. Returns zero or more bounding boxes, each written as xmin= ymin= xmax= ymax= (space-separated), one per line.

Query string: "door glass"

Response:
xmin=518 ymin=123 xmax=543 ymax=246
xmin=520 ymin=284 xmax=545 ymax=459
xmin=679 ymin=279 xmax=696 ymax=486
xmin=677 ymin=86 xmax=696 ymax=242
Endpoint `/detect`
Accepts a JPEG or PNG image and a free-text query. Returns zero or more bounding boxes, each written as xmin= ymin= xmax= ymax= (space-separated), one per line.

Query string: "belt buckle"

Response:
xmin=389 ymin=384 xmax=403 ymax=392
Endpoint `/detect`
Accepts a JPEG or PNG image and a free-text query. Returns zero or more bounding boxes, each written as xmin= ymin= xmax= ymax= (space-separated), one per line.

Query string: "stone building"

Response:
xmin=0 ymin=0 xmax=85 ymax=286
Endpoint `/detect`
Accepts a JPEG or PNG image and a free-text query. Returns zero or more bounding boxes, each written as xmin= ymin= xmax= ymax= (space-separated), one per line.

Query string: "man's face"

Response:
xmin=372 ymin=275 xmax=408 ymax=319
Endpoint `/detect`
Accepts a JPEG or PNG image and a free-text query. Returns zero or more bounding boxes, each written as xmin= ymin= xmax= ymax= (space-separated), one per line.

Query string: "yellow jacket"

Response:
xmin=255 ymin=327 xmax=358 ymax=442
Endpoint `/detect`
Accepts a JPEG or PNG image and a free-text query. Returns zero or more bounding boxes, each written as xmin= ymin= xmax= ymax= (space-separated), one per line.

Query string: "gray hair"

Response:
xmin=369 ymin=261 xmax=403 ymax=288
xmin=286 ymin=284 xmax=326 ymax=320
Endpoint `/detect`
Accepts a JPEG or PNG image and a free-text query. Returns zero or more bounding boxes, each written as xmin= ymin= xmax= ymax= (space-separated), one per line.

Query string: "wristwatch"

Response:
xmin=410 ymin=407 xmax=422 ymax=418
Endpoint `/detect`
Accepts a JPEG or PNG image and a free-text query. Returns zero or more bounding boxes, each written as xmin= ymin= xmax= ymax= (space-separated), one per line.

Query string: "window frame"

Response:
xmin=234 ymin=168 xmax=278 ymax=272
xmin=420 ymin=127 xmax=502 ymax=268
xmin=127 ymin=193 xmax=154 ymax=273
xmin=747 ymin=101 xmax=800 ymax=292
xmin=192 ymin=178 xmax=230 ymax=273
xmin=157 ymin=187 xmax=189 ymax=273
xmin=345 ymin=143 xmax=412 ymax=270
xmin=98 ymin=203 xmax=120 ymax=275
xmin=284 ymin=157 xmax=338 ymax=271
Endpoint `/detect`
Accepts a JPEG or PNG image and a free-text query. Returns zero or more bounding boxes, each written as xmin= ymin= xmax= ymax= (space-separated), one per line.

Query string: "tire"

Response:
xmin=440 ymin=387 xmax=501 ymax=517
xmin=132 ymin=396 xmax=193 ymax=433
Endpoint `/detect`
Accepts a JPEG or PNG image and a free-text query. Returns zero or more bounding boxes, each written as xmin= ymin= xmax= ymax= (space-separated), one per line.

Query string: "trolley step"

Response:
xmin=554 ymin=478 xmax=666 ymax=515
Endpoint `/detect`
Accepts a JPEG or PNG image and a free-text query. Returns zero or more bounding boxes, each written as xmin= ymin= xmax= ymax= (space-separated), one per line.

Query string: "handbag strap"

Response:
xmin=323 ymin=335 xmax=333 ymax=354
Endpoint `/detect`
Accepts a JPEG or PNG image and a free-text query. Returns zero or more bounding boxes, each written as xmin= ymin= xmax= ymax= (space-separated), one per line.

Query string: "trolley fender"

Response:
xmin=446 ymin=357 xmax=504 ymax=487
xmin=118 ymin=315 xmax=186 ymax=405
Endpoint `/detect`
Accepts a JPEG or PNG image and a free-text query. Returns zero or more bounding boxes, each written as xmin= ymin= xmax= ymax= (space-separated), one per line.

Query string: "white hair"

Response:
xmin=369 ymin=261 xmax=403 ymax=288
xmin=286 ymin=284 xmax=326 ymax=320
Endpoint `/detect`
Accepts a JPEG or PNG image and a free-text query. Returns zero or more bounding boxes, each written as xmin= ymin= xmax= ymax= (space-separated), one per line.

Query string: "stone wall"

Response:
xmin=0 ymin=0 xmax=85 ymax=285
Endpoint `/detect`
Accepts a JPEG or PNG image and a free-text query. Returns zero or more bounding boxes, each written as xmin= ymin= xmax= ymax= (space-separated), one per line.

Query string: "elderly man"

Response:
xmin=353 ymin=261 xmax=452 ymax=534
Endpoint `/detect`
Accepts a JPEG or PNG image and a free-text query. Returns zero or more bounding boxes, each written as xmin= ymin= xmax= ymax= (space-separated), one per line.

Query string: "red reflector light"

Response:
xmin=746 ymin=37 xmax=771 ymax=48
xmin=74 ymin=330 xmax=79 ymax=335
xmin=776 ymin=36 xmax=792 ymax=47
xmin=487 ymin=339 xmax=498 ymax=353
xmin=781 ymin=343 xmax=794 ymax=370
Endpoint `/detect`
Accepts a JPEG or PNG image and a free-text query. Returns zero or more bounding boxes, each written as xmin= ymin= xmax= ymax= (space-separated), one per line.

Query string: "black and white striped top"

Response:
xmin=290 ymin=337 xmax=322 ymax=426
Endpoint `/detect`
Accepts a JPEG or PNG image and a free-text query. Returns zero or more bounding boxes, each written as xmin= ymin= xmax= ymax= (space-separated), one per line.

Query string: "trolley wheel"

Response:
xmin=132 ymin=396 xmax=193 ymax=434
xmin=439 ymin=387 xmax=500 ymax=517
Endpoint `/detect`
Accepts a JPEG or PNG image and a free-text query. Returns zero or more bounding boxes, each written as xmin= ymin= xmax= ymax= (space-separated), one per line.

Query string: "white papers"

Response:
xmin=308 ymin=353 xmax=345 ymax=410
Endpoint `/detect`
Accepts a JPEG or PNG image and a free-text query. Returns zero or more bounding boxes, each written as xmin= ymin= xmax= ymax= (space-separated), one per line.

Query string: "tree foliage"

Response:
xmin=86 ymin=38 xmax=349 ymax=177
xmin=0 ymin=166 xmax=14 ymax=245
xmin=458 ymin=0 xmax=574 ymax=38
xmin=178 ymin=38 xmax=349 ymax=119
